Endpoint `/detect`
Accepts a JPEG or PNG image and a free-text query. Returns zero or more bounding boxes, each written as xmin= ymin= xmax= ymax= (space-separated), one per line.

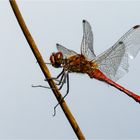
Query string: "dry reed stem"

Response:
xmin=9 ymin=0 xmax=85 ymax=139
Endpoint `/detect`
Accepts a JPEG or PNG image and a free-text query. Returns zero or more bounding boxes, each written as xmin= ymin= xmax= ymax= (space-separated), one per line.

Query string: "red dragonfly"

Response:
xmin=34 ymin=20 xmax=140 ymax=115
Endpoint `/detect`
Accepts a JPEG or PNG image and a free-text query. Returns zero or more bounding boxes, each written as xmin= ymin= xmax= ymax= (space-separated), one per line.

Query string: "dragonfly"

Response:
xmin=34 ymin=20 xmax=140 ymax=116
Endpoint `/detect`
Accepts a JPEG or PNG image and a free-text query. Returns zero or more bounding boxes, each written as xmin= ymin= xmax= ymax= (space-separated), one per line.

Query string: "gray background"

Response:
xmin=0 ymin=0 xmax=140 ymax=139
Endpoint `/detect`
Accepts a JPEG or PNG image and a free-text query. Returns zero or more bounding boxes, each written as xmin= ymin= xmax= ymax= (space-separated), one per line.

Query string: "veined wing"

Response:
xmin=81 ymin=20 xmax=96 ymax=60
xmin=56 ymin=43 xmax=77 ymax=59
xmin=95 ymin=25 xmax=140 ymax=81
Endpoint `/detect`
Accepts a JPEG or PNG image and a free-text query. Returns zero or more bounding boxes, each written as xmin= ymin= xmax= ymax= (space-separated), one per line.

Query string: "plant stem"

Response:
xmin=9 ymin=0 xmax=85 ymax=139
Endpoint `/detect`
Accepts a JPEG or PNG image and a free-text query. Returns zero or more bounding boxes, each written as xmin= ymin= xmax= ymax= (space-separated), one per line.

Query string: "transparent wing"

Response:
xmin=56 ymin=43 xmax=77 ymax=59
xmin=95 ymin=25 xmax=140 ymax=81
xmin=81 ymin=20 xmax=96 ymax=60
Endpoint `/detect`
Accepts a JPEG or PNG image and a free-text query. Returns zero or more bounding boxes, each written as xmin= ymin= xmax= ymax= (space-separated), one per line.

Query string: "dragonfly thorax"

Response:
xmin=50 ymin=52 xmax=63 ymax=68
xmin=63 ymin=54 xmax=98 ymax=74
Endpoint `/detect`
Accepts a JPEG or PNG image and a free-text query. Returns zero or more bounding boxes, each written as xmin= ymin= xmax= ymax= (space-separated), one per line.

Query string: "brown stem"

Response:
xmin=9 ymin=0 xmax=85 ymax=139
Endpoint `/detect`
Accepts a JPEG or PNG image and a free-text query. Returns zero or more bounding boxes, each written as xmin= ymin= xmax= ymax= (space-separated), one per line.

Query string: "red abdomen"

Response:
xmin=88 ymin=69 xmax=108 ymax=81
xmin=88 ymin=69 xmax=140 ymax=103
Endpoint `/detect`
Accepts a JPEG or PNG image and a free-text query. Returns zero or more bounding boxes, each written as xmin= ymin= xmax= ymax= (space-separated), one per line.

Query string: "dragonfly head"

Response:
xmin=50 ymin=52 xmax=63 ymax=68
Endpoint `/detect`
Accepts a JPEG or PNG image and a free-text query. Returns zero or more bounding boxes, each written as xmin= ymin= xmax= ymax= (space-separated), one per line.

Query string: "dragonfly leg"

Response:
xmin=58 ymin=73 xmax=67 ymax=90
xmin=36 ymin=60 xmax=51 ymax=65
xmin=31 ymin=84 xmax=56 ymax=89
xmin=31 ymin=80 xmax=65 ymax=90
xmin=48 ymin=70 xmax=65 ymax=86
xmin=56 ymin=72 xmax=65 ymax=86
xmin=45 ymin=62 xmax=51 ymax=65
xmin=32 ymin=70 xmax=66 ymax=90
xmin=44 ymin=69 xmax=65 ymax=84
xmin=53 ymin=72 xmax=69 ymax=116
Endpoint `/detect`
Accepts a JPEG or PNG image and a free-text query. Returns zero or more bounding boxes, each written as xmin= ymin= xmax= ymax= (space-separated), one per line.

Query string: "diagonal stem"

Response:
xmin=9 ymin=0 xmax=85 ymax=139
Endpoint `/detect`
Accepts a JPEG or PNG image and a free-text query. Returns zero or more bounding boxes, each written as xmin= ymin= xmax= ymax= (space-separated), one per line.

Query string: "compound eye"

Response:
xmin=50 ymin=54 xmax=55 ymax=65
xmin=55 ymin=52 xmax=63 ymax=60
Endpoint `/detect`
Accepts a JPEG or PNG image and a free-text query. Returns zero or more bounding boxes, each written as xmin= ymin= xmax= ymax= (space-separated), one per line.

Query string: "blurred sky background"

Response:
xmin=0 ymin=0 xmax=140 ymax=139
